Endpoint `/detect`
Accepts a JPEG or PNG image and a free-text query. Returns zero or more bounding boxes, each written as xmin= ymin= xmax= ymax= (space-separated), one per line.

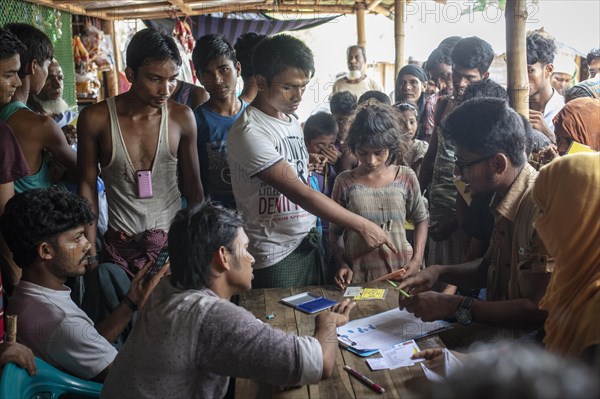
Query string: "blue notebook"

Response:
xmin=281 ymin=292 xmax=337 ymax=314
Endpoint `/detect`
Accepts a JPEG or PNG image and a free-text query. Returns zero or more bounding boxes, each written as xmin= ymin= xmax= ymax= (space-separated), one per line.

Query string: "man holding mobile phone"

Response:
xmin=77 ymin=29 xmax=203 ymax=343
xmin=1 ymin=188 xmax=168 ymax=381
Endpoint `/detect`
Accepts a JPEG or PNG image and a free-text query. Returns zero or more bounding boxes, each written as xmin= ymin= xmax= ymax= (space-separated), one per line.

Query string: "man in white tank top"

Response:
xmin=77 ymin=29 xmax=203 ymax=343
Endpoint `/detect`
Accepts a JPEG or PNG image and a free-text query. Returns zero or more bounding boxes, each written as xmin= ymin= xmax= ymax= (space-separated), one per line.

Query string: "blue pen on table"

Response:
xmin=337 ymin=334 xmax=357 ymax=347
xmin=343 ymin=365 xmax=385 ymax=394
xmin=387 ymin=280 xmax=411 ymax=298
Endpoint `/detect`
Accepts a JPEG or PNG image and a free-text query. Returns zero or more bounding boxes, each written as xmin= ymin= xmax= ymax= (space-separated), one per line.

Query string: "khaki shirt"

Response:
xmin=485 ymin=163 xmax=554 ymax=301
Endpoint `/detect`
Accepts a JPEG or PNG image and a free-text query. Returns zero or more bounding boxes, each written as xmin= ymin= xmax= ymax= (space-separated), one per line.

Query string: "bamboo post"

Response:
xmin=102 ymin=20 xmax=119 ymax=99
xmin=505 ymin=0 xmax=529 ymax=118
xmin=6 ymin=315 xmax=17 ymax=343
xmin=356 ymin=2 xmax=367 ymax=48
xmin=394 ymin=0 xmax=405 ymax=78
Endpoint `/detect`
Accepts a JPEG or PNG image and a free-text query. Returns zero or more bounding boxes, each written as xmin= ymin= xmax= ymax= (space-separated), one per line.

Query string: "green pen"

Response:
xmin=387 ymin=280 xmax=411 ymax=298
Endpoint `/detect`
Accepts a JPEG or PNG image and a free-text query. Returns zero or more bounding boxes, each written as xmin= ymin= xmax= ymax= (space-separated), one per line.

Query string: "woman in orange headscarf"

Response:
xmin=534 ymin=153 xmax=600 ymax=364
xmin=552 ymin=97 xmax=600 ymax=154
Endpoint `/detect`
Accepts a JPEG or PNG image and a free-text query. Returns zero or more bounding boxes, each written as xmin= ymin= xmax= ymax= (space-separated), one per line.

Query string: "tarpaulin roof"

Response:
xmin=145 ymin=12 xmax=341 ymax=44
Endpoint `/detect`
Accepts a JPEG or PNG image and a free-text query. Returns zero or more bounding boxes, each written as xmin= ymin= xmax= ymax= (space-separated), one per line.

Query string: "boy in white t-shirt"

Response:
xmin=227 ymin=35 xmax=396 ymax=288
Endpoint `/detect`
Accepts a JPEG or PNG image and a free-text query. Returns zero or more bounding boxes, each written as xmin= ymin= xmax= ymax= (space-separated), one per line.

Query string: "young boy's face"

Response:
xmin=398 ymin=110 xmax=418 ymax=139
xmin=306 ymin=134 xmax=336 ymax=154
xmin=261 ymin=67 xmax=310 ymax=116
xmin=198 ymin=55 xmax=240 ymax=101
xmin=0 ymin=54 xmax=22 ymax=105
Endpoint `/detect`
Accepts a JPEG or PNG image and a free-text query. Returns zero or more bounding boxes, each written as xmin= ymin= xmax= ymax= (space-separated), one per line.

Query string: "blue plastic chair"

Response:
xmin=0 ymin=357 xmax=102 ymax=399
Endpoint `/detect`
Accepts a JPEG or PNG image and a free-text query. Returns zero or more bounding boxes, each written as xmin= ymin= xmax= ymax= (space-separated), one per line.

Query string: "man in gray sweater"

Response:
xmin=101 ymin=201 xmax=355 ymax=398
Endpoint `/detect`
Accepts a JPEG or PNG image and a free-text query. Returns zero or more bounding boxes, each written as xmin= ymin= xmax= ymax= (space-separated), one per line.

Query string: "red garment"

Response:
xmin=102 ymin=228 xmax=168 ymax=277
xmin=0 ymin=120 xmax=29 ymax=184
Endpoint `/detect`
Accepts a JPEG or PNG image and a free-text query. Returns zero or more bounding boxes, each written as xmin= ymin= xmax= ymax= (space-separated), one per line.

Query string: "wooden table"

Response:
xmin=236 ymin=284 xmax=445 ymax=399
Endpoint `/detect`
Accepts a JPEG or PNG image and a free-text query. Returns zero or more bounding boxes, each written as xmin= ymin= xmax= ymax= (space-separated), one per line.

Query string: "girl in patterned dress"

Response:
xmin=331 ymin=101 xmax=429 ymax=289
xmin=395 ymin=102 xmax=429 ymax=176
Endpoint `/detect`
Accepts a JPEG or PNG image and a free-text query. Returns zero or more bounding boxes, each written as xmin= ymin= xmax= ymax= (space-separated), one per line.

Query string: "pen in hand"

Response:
xmin=343 ymin=365 xmax=385 ymax=394
xmin=387 ymin=280 xmax=410 ymax=298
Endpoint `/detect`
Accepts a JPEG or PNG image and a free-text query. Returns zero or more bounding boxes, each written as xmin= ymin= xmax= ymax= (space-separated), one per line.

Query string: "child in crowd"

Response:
xmin=329 ymin=90 xmax=358 ymax=171
xmin=331 ymin=101 xmax=428 ymax=288
xmin=358 ymin=90 xmax=391 ymax=105
xmin=304 ymin=112 xmax=339 ymax=281
xmin=395 ymin=102 xmax=429 ymax=176
xmin=192 ymin=34 xmax=247 ymax=209
xmin=227 ymin=35 xmax=394 ymax=289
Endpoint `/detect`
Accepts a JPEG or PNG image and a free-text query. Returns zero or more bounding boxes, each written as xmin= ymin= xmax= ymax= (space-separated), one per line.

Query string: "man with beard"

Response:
xmin=1 ymin=189 xmax=165 ymax=381
xmin=28 ymin=59 xmax=77 ymax=144
xmin=332 ymin=45 xmax=382 ymax=98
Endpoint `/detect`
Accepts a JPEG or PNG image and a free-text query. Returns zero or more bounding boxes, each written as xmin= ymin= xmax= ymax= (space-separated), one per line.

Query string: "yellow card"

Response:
xmin=354 ymin=288 xmax=387 ymax=301
xmin=567 ymin=141 xmax=594 ymax=155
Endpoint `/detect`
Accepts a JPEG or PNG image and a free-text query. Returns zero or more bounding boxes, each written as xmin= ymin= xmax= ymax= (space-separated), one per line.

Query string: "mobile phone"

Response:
xmin=136 ymin=170 xmax=153 ymax=198
xmin=146 ymin=249 xmax=169 ymax=281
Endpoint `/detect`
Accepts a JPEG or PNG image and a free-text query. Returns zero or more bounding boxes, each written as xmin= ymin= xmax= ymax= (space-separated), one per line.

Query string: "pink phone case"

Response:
xmin=136 ymin=170 xmax=153 ymax=198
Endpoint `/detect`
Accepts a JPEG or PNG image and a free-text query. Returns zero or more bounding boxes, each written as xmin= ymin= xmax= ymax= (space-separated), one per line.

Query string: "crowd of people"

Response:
xmin=0 ymin=20 xmax=598 ymax=398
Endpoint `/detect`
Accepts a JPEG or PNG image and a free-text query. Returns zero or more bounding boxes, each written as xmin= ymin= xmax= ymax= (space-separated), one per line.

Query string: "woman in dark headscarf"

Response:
xmin=394 ymin=64 xmax=429 ymax=140
xmin=552 ymin=97 xmax=600 ymax=154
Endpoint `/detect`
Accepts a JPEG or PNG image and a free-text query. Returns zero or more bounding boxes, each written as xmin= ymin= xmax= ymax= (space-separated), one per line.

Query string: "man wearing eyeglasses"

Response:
xmin=395 ymin=98 xmax=554 ymax=345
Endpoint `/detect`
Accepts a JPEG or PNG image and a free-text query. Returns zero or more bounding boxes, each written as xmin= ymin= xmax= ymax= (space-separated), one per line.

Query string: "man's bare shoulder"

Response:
xmin=167 ymin=100 xmax=194 ymax=125
xmin=10 ymin=108 xmax=59 ymax=131
xmin=167 ymin=99 xmax=194 ymax=116
xmin=79 ymin=100 xmax=110 ymax=120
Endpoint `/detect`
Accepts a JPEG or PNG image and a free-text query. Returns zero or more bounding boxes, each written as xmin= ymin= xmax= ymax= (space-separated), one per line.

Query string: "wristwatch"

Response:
xmin=455 ymin=296 xmax=474 ymax=326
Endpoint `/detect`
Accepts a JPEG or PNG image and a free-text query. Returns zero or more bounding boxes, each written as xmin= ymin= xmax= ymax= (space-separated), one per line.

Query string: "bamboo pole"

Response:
xmin=394 ymin=0 xmax=405 ymax=78
xmin=356 ymin=2 xmax=366 ymax=48
xmin=6 ymin=315 xmax=17 ymax=343
xmin=505 ymin=0 xmax=529 ymax=118
xmin=102 ymin=20 xmax=119 ymax=99
xmin=24 ymin=0 xmax=87 ymax=15
xmin=367 ymin=0 xmax=383 ymax=12
xmin=167 ymin=0 xmax=192 ymax=15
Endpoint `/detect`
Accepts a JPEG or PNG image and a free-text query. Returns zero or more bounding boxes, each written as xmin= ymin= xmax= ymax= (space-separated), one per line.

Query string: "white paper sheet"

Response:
xmin=381 ymin=340 xmax=424 ymax=369
xmin=365 ymin=340 xmax=424 ymax=370
xmin=366 ymin=358 xmax=389 ymax=371
xmin=343 ymin=287 xmax=363 ymax=297
xmin=336 ymin=308 xmax=451 ymax=351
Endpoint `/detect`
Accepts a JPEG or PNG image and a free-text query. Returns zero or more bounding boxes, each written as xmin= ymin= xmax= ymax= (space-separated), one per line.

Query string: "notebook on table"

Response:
xmin=281 ymin=292 xmax=337 ymax=314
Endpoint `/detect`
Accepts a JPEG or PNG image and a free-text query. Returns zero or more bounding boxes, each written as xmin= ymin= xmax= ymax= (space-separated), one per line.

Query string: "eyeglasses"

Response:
xmin=454 ymin=155 xmax=493 ymax=175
